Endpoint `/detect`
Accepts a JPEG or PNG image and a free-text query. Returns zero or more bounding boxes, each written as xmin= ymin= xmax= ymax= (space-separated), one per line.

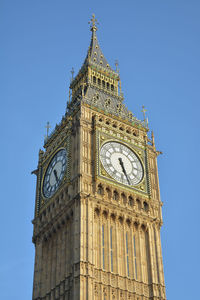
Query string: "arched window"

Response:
xmin=143 ymin=201 xmax=149 ymax=212
xmin=110 ymin=213 xmax=115 ymax=222
xmin=102 ymin=210 xmax=108 ymax=219
xmin=128 ymin=196 xmax=134 ymax=207
xmin=97 ymin=184 xmax=103 ymax=195
xmin=102 ymin=80 xmax=105 ymax=88
xmin=106 ymin=187 xmax=111 ymax=199
xmin=93 ymin=76 xmax=96 ymax=84
xmin=94 ymin=207 xmax=100 ymax=217
xmin=111 ymin=84 xmax=114 ymax=91
xmin=136 ymin=199 xmax=141 ymax=210
xmin=98 ymin=78 xmax=101 ymax=86
xmin=113 ymin=190 xmax=119 ymax=201
xmin=126 ymin=218 xmax=131 ymax=227
xmin=121 ymin=193 xmax=126 ymax=205
xmin=106 ymin=82 xmax=110 ymax=90
xmin=119 ymin=216 xmax=123 ymax=224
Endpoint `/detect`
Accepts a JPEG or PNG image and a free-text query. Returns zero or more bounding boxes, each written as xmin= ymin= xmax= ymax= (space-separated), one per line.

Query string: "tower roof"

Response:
xmin=70 ymin=14 xmax=118 ymax=89
xmin=66 ymin=15 xmax=148 ymax=132
xmin=45 ymin=15 xmax=148 ymax=146
xmin=84 ymin=14 xmax=113 ymax=72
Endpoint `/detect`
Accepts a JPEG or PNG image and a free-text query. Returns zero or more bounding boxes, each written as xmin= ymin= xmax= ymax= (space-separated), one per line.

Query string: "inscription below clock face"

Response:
xmin=43 ymin=149 xmax=67 ymax=198
xmin=100 ymin=141 xmax=143 ymax=186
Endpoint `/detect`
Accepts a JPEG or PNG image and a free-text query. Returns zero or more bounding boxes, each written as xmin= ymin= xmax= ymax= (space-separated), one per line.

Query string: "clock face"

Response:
xmin=43 ymin=149 xmax=67 ymax=198
xmin=100 ymin=141 xmax=143 ymax=186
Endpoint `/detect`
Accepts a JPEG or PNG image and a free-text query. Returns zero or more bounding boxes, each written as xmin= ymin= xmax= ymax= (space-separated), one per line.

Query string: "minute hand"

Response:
xmin=118 ymin=158 xmax=131 ymax=185
xmin=53 ymin=169 xmax=59 ymax=182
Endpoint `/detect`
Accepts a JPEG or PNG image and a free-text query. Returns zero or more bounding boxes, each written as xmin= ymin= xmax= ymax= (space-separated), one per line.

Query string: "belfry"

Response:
xmin=32 ymin=15 xmax=166 ymax=300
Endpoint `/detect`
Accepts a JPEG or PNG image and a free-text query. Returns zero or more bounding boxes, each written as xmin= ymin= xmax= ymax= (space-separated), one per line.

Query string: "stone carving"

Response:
xmin=112 ymin=288 xmax=116 ymax=299
xmin=111 ymin=274 xmax=116 ymax=287
xmin=94 ymin=284 xmax=98 ymax=296
xmin=103 ymin=286 xmax=107 ymax=297
xmin=102 ymin=272 xmax=108 ymax=284
xmin=128 ymin=280 xmax=134 ymax=292
xmin=120 ymin=290 xmax=124 ymax=299
xmin=119 ymin=278 xmax=125 ymax=289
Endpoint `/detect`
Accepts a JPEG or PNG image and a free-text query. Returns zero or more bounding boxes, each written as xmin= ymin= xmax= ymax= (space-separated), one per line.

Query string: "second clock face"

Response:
xmin=100 ymin=141 xmax=143 ymax=186
xmin=43 ymin=148 xmax=67 ymax=198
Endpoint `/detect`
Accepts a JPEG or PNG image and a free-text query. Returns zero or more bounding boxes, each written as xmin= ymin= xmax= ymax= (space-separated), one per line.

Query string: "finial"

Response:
xmin=45 ymin=121 xmax=51 ymax=138
xmin=115 ymin=60 xmax=119 ymax=73
xmin=68 ymin=88 xmax=71 ymax=103
xmin=71 ymin=67 xmax=74 ymax=81
xmin=89 ymin=14 xmax=99 ymax=32
xmin=142 ymin=105 xmax=147 ymax=121
xmin=119 ymin=79 xmax=122 ymax=95
xmin=151 ymin=131 xmax=155 ymax=147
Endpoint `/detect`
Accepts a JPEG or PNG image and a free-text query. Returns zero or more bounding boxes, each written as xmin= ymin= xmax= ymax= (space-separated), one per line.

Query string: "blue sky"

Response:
xmin=1 ymin=1 xmax=200 ymax=299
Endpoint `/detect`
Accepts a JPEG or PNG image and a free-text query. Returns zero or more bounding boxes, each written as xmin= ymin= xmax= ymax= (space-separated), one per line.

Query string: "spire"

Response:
xmin=66 ymin=15 xmax=147 ymax=130
xmin=84 ymin=14 xmax=113 ymax=71
xmin=69 ymin=14 xmax=119 ymax=95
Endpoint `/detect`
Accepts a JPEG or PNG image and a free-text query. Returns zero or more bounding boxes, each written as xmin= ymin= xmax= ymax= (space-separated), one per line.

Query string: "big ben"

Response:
xmin=32 ymin=15 xmax=166 ymax=300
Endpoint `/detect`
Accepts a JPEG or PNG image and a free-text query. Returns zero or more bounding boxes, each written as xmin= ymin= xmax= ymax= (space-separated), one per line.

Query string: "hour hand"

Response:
xmin=118 ymin=157 xmax=125 ymax=172
xmin=53 ymin=169 xmax=59 ymax=182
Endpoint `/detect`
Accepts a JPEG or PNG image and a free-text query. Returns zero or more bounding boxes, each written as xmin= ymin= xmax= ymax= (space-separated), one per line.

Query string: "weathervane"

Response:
xmin=88 ymin=14 xmax=99 ymax=31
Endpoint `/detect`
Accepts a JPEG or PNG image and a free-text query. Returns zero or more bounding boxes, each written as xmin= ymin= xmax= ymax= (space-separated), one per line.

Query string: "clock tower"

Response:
xmin=32 ymin=15 xmax=166 ymax=300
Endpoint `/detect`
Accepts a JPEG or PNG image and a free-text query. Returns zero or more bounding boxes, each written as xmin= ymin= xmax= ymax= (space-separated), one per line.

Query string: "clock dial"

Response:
xmin=100 ymin=142 xmax=143 ymax=186
xmin=43 ymin=149 xmax=67 ymax=198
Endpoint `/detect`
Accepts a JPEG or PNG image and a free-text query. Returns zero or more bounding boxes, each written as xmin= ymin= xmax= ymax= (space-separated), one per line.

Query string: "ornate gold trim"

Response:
xmin=96 ymin=131 xmax=149 ymax=195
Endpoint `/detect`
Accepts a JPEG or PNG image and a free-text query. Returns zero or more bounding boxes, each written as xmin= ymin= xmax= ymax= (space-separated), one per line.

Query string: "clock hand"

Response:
xmin=53 ymin=169 xmax=59 ymax=182
xmin=118 ymin=158 xmax=131 ymax=185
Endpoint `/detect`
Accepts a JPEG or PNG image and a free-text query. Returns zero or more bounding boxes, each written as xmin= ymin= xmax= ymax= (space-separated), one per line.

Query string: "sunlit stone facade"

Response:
xmin=32 ymin=15 xmax=166 ymax=300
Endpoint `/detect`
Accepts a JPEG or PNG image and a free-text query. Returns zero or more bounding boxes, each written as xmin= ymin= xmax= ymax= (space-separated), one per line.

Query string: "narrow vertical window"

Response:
xmin=133 ymin=235 xmax=137 ymax=279
xmin=102 ymin=225 xmax=105 ymax=270
xmin=126 ymin=232 xmax=130 ymax=276
xmin=110 ymin=227 xmax=113 ymax=272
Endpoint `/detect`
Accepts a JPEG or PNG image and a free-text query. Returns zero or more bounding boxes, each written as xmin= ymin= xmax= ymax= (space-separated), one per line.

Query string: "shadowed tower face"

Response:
xmin=32 ymin=14 xmax=166 ymax=300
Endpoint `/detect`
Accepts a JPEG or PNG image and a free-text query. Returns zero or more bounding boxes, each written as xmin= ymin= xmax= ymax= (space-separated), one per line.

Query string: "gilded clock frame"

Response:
xmin=39 ymin=136 xmax=71 ymax=209
xmin=96 ymin=130 xmax=149 ymax=194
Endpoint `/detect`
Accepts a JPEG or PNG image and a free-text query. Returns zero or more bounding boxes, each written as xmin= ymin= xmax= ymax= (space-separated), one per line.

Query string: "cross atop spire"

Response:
xmin=78 ymin=14 xmax=112 ymax=72
xmin=89 ymin=14 xmax=98 ymax=32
